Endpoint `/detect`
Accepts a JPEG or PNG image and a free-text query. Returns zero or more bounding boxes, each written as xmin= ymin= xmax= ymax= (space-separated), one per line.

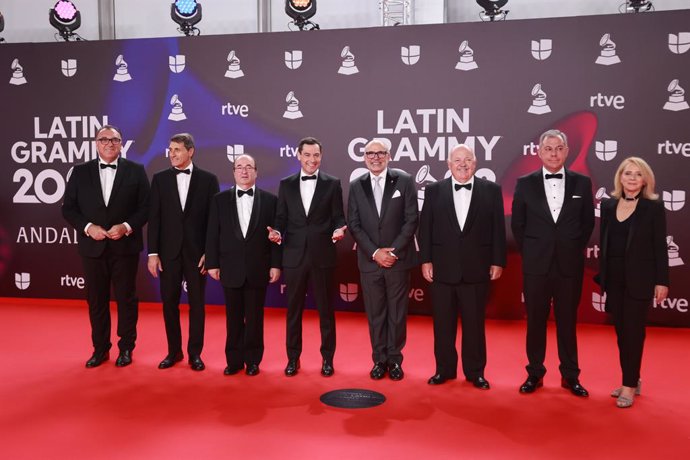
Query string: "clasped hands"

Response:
xmin=87 ymin=223 xmax=128 ymax=241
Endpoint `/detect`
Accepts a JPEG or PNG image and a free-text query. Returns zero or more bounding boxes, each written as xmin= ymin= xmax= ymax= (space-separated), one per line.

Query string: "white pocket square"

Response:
xmin=572 ymin=195 xmax=582 ymax=198
xmin=392 ymin=190 xmax=401 ymax=198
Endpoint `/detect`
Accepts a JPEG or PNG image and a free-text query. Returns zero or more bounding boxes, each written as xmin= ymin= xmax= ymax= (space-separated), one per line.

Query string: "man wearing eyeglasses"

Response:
xmin=511 ymin=129 xmax=594 ymax=397
xmin=62 ymin=125 xmax=150 ymax=368
xmin=347 ymin=139 xmax=418 ymax=381
xmin=147 ymin=133 xmax=219 ymax=371
xmin=268 ymin=137 xmax=346 ymax=377
xmin=206 ymin=154 xmax=281 ymax=376
xmin=419 ymin=144 xmax=506 ymax=388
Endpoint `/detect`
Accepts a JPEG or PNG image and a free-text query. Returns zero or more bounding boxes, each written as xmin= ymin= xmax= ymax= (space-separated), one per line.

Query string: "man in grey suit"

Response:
xmin=348 ymin=139 xmax=418 ymax=381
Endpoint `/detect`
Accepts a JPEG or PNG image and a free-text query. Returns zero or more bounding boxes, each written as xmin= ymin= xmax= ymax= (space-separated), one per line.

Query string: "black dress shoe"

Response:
xmin=519 ymin=376 xmax=543 ymax=393
xmin=115 ymin=350 xmax=132 ymax=367
xmin=223 ymin=365 xmax=243 ymax=375
xmin=370 ymin=362 xmax=387 ymax=380
xmin=285 ymin=359 xmax=300 ymax=376
xmin=158 ymin=351 xmax=183 ymax=369
xmin=246 ymin=364 xmax=260 ymax=376
xmin=388 ymin=363 xmax=404 ymax=381
xmin=188 ymin=355 xmax=205 ymax=371
xmin=321 ymin=360 xmax=334 ymax=377
xmin=428 ymin=374 xmax=452 ymax=385
xmin=85 ymin=350 xmax=109 ymax=368
xmin=561 ymin=378 xmax=589 ymax=397
xmin=467 ymin=376 xmax=491 ymax=390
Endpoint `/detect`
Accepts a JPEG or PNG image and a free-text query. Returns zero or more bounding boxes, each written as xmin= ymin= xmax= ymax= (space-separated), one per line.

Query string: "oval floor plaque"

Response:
xmin=320 ymin=388 xmax=386 ymax=409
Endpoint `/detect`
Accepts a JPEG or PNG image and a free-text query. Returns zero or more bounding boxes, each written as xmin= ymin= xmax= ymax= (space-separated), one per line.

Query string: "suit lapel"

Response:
xmin=289 ymin=174 xmax=308 ymax=219
xmin=246 ymin=188 xmax=261 ymax=238
xmin=442 ymin=178 xmax=462 ymax=236
xmin=88 ymin=160 xmax=106 ymax=207
xmin=379 ymin=170 xmax=399 ymax=220
xmin=165 ymin=169 xmax=184 ymax=214
xmin=627 ymin=198 xmax=647 ymax=250
xmin=307 ymin=172 xmax=326 ymax=217
xmin=228 ymin=187 xmax=245 ymax=241
xmin=109 ymin=157 xmax=127 ymax=206
xmin=183 ymin=167 xmax=200 ymax=214
xmin=360 ymin=173 xmax=378 ymax=218
xmin=462 ymin=177 xmax=481 ymax=233
xmin=557 ymin=170 xmax=576 ymax=224
xmin=531 ymin=171 xmax=552 ymax=222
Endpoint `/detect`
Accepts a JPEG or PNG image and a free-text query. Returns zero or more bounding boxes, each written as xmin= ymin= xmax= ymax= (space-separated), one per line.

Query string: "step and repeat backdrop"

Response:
xmin=1 ymin=10 xmax=688 ymax=326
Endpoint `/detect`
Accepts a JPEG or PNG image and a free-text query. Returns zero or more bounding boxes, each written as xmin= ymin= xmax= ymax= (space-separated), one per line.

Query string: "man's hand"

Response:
xmin=87 ymin=224 xmax=109 ymax=241
xmin=208 ymin=268 xmax=220 ymax=281
xmin=267 ymin=226 xmax=282 ymax=244
xmin=489 ymin=265 xmax=503 ymax=281
xmin=654 ymin=285 xmax=669 ymax=303
xmin=331 ymin=225 xmax=347 ymax=242
xmin=147 ymin=255 xmax=162 ymax=278
xmin=198 ymin=254 xmax=207 ymax=275
xmin=421 ymin=262 xmax=434 ymax=283
xmin=374 ymin=248 xmax=397 ymax=268
xmin=106 ymin=224 xmax=128 ymax=240
xmin=269 ymin=268 xmax=281 ymax=283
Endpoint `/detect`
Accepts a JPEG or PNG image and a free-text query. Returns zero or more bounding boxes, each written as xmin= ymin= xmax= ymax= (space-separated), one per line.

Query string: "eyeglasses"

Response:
xmin=234 ymin=165 xmax=256 ymax=172
xmin=96 ymin=137 xmax=122 ymax=146
xmin=365 ymin=151 xmax=388 ymax=159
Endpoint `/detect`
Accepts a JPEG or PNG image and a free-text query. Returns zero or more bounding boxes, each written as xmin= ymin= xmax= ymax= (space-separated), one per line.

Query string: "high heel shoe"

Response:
xmin=610 ymin=379 xmax=641 ymax=397
xmin=616 ymin=394 xmax=634 ymax=408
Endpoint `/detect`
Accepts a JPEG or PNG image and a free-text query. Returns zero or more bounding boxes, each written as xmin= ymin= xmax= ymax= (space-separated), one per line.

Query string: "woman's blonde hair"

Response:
xmin=611 ymin=156 xmax=658 ymax=200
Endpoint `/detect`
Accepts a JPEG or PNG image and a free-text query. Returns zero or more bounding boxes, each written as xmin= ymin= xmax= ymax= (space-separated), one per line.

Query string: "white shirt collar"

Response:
xmin=542 ymin=166 xmax=565 ymax=179
xmin=370 ymin=168 xmax=388 ymax=183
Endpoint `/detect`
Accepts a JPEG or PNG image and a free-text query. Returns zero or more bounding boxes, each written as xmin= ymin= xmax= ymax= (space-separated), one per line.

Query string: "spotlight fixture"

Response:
xmin=621 ymin=1 xmax=654 ymax=13
xmin=171 ymin=0 xmax=202 ymax=36
xmin=476 ymin=0 xmax=509 ymax=22
xmin=49 ymin=1 xmax=83 ymax=41
xmin=286 ymin=0 xmax=320 ymax=31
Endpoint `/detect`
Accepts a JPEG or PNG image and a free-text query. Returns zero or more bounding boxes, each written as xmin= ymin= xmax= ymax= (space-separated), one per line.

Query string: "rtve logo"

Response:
xmin=590 ymin=93 xmax=625 ymax=110
xmin=654 ymin=297 xmax=689 ymax=313
xmin=61 ymin=275 xmax=84 ymax=289
xmin=221 ymin=101 xmax=249 ymax=117
xmin=657 ymin=140 xmax=690 ymax=156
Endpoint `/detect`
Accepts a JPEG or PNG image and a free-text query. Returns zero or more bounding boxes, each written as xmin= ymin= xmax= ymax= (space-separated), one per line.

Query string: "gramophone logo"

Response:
xmin=226 ymin=144 xmax=245 ymax=163
xmin=285 ymin=50 xmax=303 ymax=70
xmin=338 ymin=46 xmax=359 ymax=75
xmin=668 ymin=32 xmax=690 ymax=54
xmin=349 ymin=168 xmax=370 ymax=183
xmin=9 ymin=58 xmax=27 ymax=85
xmin=61 ymin=59 xmax=77 ymax=77
xmin=531 ymin=39 xmax=552 ymax=60
xmin=595 ymin=33 xmax=621 ymax=66
xmin=475 ymin=168 xmax=496 ymax=182
xmin=595 ymin=140 xmax=618 ymax=161
xmin=594 ymin=187 xmax=611 ymax=218
xmin=15 ymin=272 xmax=30 ymax=290
xmin=415 ymin=164 xmax=438 ymax=211
xmin=528 ymin=83 xmax=551 ymax=115
xmin=667 ymin=235 xmax=684 ymax=267
xmin=455 ymin=40 xmax=478 ymax=71
xmin=168 ymin=94 xmax=187 ymax=121
xmin=663 ymin=79 xmax=690 ymax=111
xmin=339 ymin=283 xmax=359 ymax=302
xmin=663 ymin=190 xmax=686 ymax=212
xmin=113 ymin=55 xmax=132 ymax=82
xmin=283 ymin=91 xmax=303 ymax=119
xmin=401 ymin=45 xmax=421 ymax=66
xmin=169 ymin=55 xmax=186 ymax=73
xmin=224 ymin=51 xmax=244 ymax=79
xmin=592 ymin=291 xmax=607 ymax=313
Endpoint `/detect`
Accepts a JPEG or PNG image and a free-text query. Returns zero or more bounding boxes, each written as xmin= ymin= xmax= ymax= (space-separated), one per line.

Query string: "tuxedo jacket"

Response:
xmin=598 ymin=197 xmax=669 ymax=299
xmin=205 ymin=187 xmax=282 ymax=289
xmin=511 ymin=169 xmax=594 ymax=276
xmin=62 ymin=157 xmax=150 ymax=258
xmin=419 ymin=176 xmax=506 ymax=284
xmin=147 ymin=166 xmax=219 ymax=263
xmin=348 ymin=168 xmax=418 ymax=273
xmin=274 ymin=171 xmax=346 ymax=269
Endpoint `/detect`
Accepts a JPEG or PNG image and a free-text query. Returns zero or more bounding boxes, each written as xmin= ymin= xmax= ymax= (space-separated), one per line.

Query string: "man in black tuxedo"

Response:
xmin=268 ymin=137 xmax=347 ymax=377
xmin=348 ymin=139 xmax=418 ymax=381
xmin=62 ymin=125 xmax=150 ymax=368
xmin=147 ymin=133 xmax=219 ymax=371
xmin=419 ymin=144 xmax=506 ymax=388
xmin=206 ymin=154 xmax=281 ymax=376
xmin=511 ymin=129 xmax=594 ymax=396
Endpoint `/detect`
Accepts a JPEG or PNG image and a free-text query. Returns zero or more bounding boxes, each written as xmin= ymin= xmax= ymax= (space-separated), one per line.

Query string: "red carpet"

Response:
xmin=1 ymin=298 xmax=689 ymax=459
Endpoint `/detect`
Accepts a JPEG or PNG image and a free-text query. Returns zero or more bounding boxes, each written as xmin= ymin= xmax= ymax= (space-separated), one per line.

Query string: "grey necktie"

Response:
xmin=373 ymin=176 xmax=383 ymax=216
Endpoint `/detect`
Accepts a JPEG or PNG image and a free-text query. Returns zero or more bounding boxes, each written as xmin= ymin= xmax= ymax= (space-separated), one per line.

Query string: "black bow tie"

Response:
xmin=174 ymin=168 xmax=191 ymax=175
xmin=454 ymin=183 xmax=472 ymax=191
xmin=100 ymin=163 xmax=116 ymax=170
xmin=238 ymin=188 xmax=254 ymax=197
xmin=301 ymin=175 xmax=317 ymax=181
xmin=545 ymin=173 xmax=563 ymax=180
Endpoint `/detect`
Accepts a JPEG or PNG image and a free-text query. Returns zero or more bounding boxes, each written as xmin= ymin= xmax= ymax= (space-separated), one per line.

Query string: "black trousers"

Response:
xmin=360 ymin=269 xmax=410 ymax=366
xmin=284 ymin=259 xmax=335 ymax=362
xmin=159 ymin=251 xmax=206 ymax=357
xmin=223 ymin=284 xmax=267 ymax=369
xmin=81 ymin=250 xmax=139 ymax=354
xmin=523 ymin=261 xmax=583 ymax=380
xmin=431 ymin=280 xmax=489 ymax=380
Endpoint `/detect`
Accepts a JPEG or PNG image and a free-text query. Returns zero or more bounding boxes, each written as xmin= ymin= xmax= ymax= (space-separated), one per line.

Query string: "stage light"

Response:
xmin=476 ymin=0 xmax=509 ymax=22
xmin=286 ymin=0 xmax=320 ymax=31
xmin=621 ymin=1 xmax=654 ymax=13
xmin=49 ymin=1 xmax=83 ymax=41
xmin=171 ymin=0 xmax=202 ymax=36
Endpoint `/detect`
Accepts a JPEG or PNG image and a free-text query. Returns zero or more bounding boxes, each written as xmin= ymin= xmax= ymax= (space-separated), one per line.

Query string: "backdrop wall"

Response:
xmin=1 ymin=10 xmax=688 ymax=326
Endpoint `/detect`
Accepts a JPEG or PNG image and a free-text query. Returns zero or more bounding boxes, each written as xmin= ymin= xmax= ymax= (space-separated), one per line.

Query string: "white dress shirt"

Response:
xmin=300 ymin=169 xmax=318 ymax=215
xmin=99 ymin=159 xmax=117 ymax=206
xmin=452 ymin=176 xmax=474 ymax=230
xmin=174 ymin=163 xmax=193 ymax=211
xmin=236 ymin=185 xmax=255 ymax=237
xmin=542 ymin=166 xmax=565 ymax=222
